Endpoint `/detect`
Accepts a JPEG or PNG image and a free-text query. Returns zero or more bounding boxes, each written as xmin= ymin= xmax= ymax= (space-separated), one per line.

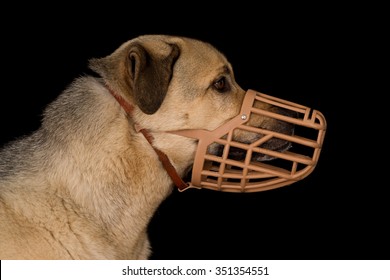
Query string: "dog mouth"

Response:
xmin=213 ymin=113 xmax=296 ymax=162
xmin=215 ymin=138 xmax=292 ymax=162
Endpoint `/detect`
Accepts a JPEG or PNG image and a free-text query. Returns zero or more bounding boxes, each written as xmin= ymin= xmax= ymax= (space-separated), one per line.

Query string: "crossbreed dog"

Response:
xmin=0 ymin=35 xmax=294 ymax=259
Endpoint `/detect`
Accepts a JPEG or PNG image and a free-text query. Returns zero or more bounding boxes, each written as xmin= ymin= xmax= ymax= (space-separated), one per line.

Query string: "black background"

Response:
xmin=0 ymin=7 xmax=387 ymax=260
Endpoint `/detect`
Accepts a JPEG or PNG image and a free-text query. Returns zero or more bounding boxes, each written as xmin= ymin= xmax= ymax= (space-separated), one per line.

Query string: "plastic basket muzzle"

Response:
xmin=170 ymin=89 xmax=327 ymax=192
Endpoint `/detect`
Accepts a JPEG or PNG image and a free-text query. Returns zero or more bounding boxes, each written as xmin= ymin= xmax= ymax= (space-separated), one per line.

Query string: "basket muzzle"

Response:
xmin=170 ymin=89 xmax=327 ymax=193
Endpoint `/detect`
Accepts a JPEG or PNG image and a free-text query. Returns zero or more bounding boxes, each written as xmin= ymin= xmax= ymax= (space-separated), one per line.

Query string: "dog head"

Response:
xmin=89 ymin=35 xmax=294 ymax=162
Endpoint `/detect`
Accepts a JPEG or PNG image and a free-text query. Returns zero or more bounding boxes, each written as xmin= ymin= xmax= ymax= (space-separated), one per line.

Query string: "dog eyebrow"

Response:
xmin=218 ymin=65 xmax=231 ymax=75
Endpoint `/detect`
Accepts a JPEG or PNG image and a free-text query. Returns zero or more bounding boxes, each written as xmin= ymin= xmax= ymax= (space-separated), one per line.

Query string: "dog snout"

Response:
xmin=261 ymin=106 xmax=296 ymax=143
xmin=217 ymin=105 xmax=297 ymax=162
xmin=251 ymin=106 xmax=297 ymax=161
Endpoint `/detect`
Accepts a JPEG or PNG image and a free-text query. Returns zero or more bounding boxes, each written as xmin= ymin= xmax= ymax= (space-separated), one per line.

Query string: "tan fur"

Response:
xmin=0 ymin=35 xmax=287 ymax=259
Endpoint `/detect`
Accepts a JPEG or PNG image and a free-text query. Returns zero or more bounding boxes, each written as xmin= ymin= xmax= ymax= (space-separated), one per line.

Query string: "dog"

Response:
xmin=0 ymin=35 xmax=294 ymax=259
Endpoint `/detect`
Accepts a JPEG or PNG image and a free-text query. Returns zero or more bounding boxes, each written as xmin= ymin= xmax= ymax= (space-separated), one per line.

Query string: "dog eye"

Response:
xmin=213 ymin=77 xmax=230 ymax=93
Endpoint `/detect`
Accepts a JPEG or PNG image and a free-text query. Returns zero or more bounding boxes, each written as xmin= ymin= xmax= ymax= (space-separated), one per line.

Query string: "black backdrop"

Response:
xmin=0 ymin=9 xmax=387 ymax=260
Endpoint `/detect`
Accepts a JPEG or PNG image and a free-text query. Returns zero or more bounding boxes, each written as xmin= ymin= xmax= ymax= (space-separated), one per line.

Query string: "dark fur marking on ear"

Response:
xmin=128 ymin=43 xmax=180 ymax=114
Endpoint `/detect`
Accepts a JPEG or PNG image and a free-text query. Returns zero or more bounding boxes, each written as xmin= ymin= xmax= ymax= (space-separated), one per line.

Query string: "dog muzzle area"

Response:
xmin=170 ymin=89 xmax=327 ymax=193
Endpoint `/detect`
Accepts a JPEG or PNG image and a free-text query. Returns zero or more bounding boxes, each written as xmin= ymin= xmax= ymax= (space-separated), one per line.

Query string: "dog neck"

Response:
xmin=104 ymin=83 xmax=190 ymax=192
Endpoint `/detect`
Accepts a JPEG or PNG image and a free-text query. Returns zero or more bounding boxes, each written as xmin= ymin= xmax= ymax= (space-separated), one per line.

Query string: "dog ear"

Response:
xmin=126 ymin=43 xmax=180 ymax=114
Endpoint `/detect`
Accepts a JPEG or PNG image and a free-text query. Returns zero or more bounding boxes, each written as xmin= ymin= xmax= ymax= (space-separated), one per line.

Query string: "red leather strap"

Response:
xmin=138 ymin=128 xmax=189 ymax=191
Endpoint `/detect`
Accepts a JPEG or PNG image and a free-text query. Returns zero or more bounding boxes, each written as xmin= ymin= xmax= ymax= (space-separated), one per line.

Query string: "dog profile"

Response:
xmin=0 ymin=35 xmax=294 ymax=259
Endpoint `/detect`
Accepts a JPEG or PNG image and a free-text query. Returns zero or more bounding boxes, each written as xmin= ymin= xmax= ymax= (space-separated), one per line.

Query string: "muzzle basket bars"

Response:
xmin=172 ymin=89 xmax=327 ymax=192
